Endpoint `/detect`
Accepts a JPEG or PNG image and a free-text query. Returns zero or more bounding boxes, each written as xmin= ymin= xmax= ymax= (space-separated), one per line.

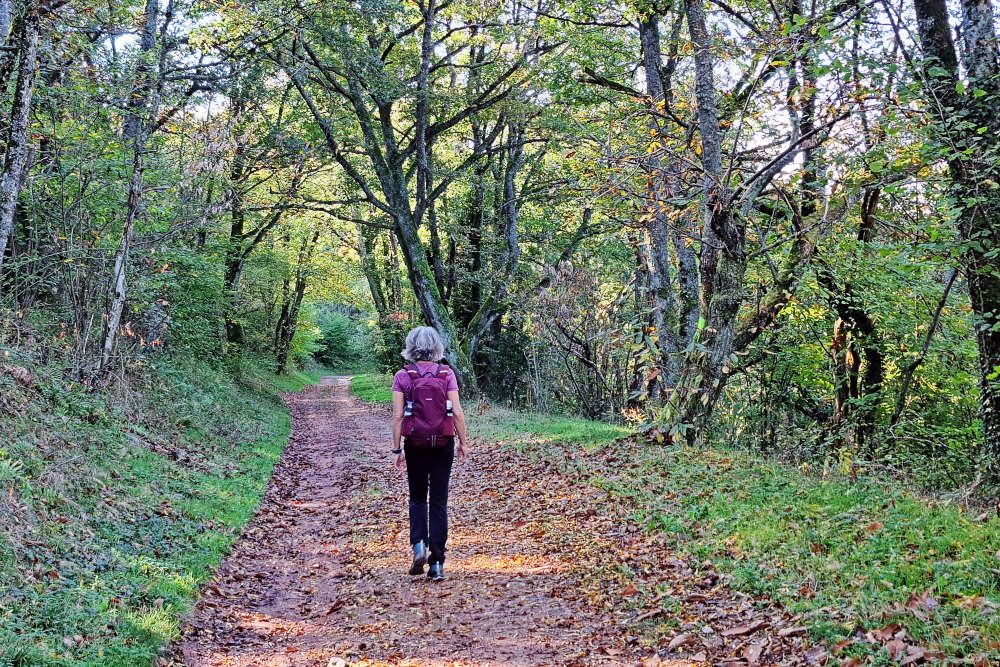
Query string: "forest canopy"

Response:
xmin=1 ymin=0 xmax=998 ymax=491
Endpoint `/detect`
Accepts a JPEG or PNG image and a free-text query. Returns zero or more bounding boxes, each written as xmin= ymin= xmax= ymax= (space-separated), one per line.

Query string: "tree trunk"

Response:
xmin=97 ymin=0 xmax=164 ymax=382
xmin=0 ymin=1 xmax=40 ymax=284
xmin=957 ymin=0 xmax=1000 ymax=465
xmin=466 ymin=121 xmax=525 ymax=364
xmin=392 ymin=207 xmax=475 ymax=386
xmin=275 ymin=231 xmax=319 ymax=373
xmin=0 ymin=0 xmax=12 ymax=46
xmin=385 ymin=0 xmax=479 ymax=386
xmin=457 ymin=124 xmax=488 ymax=330
xmin=356 ymin=224 xmax=388 ymax=321
xmin=660 ymin=0 xmax=747 ymax=444
xmin=912 ymin=0 xmax=1000 ymax=463
xmin=819 ymin=187 xmax=883 ymax=448
xmin=223 ymin=141 xmax=303 ymax=348
xmin=273 ymin=233 xmax=292 ymax=353
xmin=818 ymin=264 xmax=883 ymax=448
xmin=99 ymin=148 xmax=144 ymax=377
xmin=655 ymin=0 xmax=828 ymax=444
xmin=639 ymin=15 xmax=681 ymax=394
xmin=0 ymin=0 xmax=21 ymax=92
xmin=223 ymin=108 xmax=248 ymax=346
xmin=890 ymin=268 xmax=958 ymax=427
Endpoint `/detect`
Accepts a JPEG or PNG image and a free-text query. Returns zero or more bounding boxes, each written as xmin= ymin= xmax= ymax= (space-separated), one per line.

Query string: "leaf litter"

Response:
xmin=168 ymin=377 xmax=835 ymax=666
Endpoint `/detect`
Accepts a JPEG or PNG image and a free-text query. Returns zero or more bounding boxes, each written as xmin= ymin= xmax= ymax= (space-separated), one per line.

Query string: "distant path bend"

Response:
xmin=176 ymin=376 xmax=634 ymax=667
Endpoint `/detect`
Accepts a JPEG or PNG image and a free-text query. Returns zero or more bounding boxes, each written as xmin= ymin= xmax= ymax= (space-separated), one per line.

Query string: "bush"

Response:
xmin=313 ymin=306 xmax=374 ymax=371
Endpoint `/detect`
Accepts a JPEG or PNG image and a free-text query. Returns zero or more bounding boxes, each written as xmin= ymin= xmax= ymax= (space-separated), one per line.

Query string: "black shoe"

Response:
xmin=427 ymin=562 xmax=444 ymax=581
xmin=409 ymin=541 xmax=428 ymax=575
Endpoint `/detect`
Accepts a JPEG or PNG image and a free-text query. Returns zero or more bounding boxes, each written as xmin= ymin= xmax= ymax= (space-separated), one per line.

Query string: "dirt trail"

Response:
xmin=176 ymin=377 xmax=633 ymax=667
xmin=176 ymin=378 xmax=819 ymax=667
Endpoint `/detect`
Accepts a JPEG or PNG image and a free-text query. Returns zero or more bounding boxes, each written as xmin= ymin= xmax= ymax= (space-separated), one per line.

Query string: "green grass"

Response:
xmin=350 ymin=372 xmax=393 ymax=404
xmin=348 ymin=373 xmax=1000 ymax=660
xmin=269 ymin=367 xmax=324 ymax=393
xmin=0 ymin=356 xmax=316 ymax=666
xmin=523 ymin=439 xmax=1000 ymax=661
xmin=473 ymin=406 xmax=630 ymax=448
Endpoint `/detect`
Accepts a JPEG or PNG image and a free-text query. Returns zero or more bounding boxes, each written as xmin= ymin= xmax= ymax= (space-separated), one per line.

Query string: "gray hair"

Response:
xmin=401 ymin=326 xmax=445 ymax=363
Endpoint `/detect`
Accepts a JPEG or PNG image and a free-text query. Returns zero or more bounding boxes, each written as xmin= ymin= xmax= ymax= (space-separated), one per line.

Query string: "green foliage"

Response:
xmin=155 ymin=248 xmax=225 ymax=359
xmin=314 ymin=307 xmax=374 ymax=371
xmin=370 ymin=318 xmax=411 ymax=372
xmin=315 ymin=310 xmax=354 ymax=367
xmin=286 ymin=305 xmax=324 ymax=368
xmin=1 ymin=0 xmax=999 ymax=660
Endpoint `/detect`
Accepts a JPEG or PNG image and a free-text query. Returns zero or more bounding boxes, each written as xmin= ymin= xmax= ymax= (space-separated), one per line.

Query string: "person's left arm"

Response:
xmin=392 ymin=390 xmax=406 ymax=470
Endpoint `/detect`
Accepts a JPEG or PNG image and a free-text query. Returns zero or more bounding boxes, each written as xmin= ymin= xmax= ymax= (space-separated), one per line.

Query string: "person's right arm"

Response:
xmin=449 ymin=390 xmax=469 ymax=461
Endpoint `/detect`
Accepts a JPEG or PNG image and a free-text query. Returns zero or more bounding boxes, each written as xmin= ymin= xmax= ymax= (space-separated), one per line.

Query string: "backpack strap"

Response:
xmin=405 ymin=363 xmax=439 ymax=379
xmin=436 ymin=365 xmax=453 ymax=389
xmin=401 ymin=365 xmax=418 ymax=401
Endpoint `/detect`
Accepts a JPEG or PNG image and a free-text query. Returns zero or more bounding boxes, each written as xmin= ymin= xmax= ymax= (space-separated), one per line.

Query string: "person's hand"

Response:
xmin=456 ymin=442 xmax=468 ymax=462
xmin=394 ymin=451 xmax=406 ymax=471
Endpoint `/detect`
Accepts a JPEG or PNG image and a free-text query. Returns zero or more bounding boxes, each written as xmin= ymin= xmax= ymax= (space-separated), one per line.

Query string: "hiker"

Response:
xmin=391 ymin=326 xmax=469 ymax=581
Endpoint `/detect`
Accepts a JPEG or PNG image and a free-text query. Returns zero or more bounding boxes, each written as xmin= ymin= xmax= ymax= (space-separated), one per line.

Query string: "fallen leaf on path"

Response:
xmin=805 ymin=645 xmax=828 ymax=663
xmin=904 ymin=590 xmax=939 ymax=620
xmin=863 ymin=521 xmax=884 ymax=534
xmin=832 ymin=639 xmax=854 ymax=655
xmin=886 ymin=638 xmax=907 ymax=658
xmin=635 ymin=607 xmax=664 ymax=621
xmin=744 ymin=642 xmax=764 ymax=665
xmin=720 ymin=619 xmax=768 ymax=636
xmin=900 ymin=645 xmax=927 ymax=665
xmin=666 ymin=632 xmax=695 ymax=651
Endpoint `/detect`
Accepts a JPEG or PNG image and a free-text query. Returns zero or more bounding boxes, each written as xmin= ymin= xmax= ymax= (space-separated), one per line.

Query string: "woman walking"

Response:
xmin=391 ymin=326 xmax=469 ymax=581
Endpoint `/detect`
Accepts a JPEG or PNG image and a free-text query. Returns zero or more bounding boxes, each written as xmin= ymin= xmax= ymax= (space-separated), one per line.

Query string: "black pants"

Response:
xmin=405 ymin=442 xmax=454 ymax=564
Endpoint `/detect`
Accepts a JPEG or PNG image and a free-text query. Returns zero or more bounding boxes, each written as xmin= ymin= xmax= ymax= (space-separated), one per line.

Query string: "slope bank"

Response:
xmin=1 ymin=353 xmax=318 ymax=665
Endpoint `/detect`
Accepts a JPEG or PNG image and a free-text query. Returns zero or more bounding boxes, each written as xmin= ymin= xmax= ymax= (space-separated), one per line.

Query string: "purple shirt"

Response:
xmin=392 ymin=362 xmax=459 ymax=395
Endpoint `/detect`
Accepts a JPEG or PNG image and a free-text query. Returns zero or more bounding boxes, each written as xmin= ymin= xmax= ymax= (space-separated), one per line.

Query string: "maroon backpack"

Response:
xmin=401 ymin=364 xmax=455 ymax=447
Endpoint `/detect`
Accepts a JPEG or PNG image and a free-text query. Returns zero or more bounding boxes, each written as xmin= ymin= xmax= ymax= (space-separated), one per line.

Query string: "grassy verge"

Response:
xmin=0 ymin=355 xmax=318 ymax=666
xmin=522 ymin=440 xmax=1000 ymax=661
xmin=350 ymin=371 xmax=1000 ymax=661
xmin=349 ymin=372 xmax=393 ymax=404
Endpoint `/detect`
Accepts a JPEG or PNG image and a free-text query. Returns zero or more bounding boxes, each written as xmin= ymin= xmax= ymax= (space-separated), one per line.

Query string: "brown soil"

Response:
xmin=174 ymin=377 xmax=820 ymax=667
